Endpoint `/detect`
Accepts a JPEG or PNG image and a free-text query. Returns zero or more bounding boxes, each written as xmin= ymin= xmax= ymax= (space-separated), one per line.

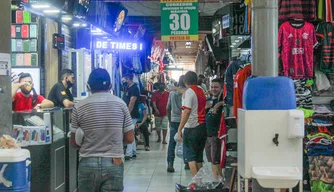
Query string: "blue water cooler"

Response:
xmin=0 ymin=149 xmax=31 ymax=192
xmin=238 ymin=76 xmax=304 ymax=191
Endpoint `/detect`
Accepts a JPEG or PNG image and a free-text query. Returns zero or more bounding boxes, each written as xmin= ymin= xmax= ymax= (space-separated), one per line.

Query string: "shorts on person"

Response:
xmin=183 ymin=124 xmax=207 ymax=163
xmin=155 ymin=116 xmax=168 ymax=131
xmin=205 ymin=136 xmax=221 ymax=165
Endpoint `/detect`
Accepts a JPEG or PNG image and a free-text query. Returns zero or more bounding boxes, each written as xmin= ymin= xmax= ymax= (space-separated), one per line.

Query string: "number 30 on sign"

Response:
xmin=161 ymin=0 xmax=199 ymax=41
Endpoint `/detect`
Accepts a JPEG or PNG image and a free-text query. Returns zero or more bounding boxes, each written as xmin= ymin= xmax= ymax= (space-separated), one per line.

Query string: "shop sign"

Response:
xmin=160 ymin=0 xmax=198 ymax=41
xmin=94 ymin=41 xmax=143 ymax=51
xmin=222 ymin=14 xmax=230 ymax=29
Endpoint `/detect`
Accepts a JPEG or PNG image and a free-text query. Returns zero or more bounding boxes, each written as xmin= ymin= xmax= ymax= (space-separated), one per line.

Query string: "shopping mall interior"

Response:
xmin=0 ymin=0 xmax=333 ymax=192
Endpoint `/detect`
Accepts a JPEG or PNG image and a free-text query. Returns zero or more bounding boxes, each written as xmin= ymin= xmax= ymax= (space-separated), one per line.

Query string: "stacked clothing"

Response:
xmin=294 ymin=79 xmax=313 ymax=109
xmin=304 ymin=109 xmax=334 ymax=191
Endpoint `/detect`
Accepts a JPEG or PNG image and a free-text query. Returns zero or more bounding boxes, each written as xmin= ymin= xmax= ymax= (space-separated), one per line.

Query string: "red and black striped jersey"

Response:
xmin=279 ymin=0 xmax=317 ymax=21
xmin=316 ymin=22 xmax=334 ymax=72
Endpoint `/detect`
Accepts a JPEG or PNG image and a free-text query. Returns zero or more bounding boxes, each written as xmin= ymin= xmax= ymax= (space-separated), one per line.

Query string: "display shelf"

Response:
xmin=12 ymin=66 xmax=39 ymax=68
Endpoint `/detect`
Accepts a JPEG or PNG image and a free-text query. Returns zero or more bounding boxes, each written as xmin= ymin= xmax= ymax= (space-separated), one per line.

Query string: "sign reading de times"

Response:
xmin=161 ymin=0 xmax=198 ymax=41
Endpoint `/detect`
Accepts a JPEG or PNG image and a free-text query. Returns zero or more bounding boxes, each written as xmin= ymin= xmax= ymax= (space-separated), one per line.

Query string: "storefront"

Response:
xmin=207 ymin=0 xmax=334 ymax=191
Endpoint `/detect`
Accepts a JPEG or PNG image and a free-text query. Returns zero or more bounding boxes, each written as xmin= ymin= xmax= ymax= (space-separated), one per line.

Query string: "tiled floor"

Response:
xmin=123 ymin=132 xmax=213 ymax=192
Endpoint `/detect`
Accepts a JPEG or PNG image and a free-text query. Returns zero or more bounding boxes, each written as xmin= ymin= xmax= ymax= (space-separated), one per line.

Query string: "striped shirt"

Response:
xmin=71 ymin=92 xmax=134 ymax=158
xmin=279 ymin=0 xmax=317 ymax=21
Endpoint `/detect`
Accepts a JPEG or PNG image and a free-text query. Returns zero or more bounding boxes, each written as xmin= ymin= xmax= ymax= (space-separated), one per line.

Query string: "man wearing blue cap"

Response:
xmin=70 ymin=68 xmax=134 ymax=192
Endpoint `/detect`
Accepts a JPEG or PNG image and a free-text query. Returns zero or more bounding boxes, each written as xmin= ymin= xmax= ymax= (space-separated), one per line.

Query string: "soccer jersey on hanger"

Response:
xmin=278 ymin=21 xmax=318 ymax=79
xmin=316 ymin=22 xmax=334 ymax=72
xmin=278 ymin=0 xmax=317 ymax=21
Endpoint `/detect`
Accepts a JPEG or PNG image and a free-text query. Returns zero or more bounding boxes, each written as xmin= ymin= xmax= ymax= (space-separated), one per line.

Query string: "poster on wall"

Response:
xmin=0 ymin=53 xmax=11 ymax=76
xmin=161 ymin=0 xmax=199 ymax=41
xmin=11 ymin=68 xmax=40 ymax=94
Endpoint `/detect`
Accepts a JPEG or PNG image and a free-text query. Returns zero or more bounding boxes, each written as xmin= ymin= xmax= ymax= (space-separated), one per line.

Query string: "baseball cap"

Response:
xmin=88 ymin=68 xmax=111 ymax=91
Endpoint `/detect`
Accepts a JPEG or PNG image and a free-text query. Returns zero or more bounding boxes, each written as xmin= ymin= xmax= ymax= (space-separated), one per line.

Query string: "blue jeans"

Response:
xmin=167 ymin=122 xmax=180 ymax=164
xmin=78 ymin=157 xmax=124 ymax=192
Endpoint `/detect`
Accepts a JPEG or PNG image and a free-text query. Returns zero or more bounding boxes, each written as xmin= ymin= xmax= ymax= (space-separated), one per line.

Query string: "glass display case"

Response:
xmin=12 ymin=109 xmax=67 ymax=192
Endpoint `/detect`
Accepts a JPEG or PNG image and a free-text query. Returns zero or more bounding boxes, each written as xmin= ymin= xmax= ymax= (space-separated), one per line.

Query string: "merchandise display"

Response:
xmin=278 ymin=21 xmax=317 ymax=79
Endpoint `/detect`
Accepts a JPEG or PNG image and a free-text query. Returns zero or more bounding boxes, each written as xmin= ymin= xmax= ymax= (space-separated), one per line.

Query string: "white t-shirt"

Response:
xmin=182 ymin=85 xmax=206 ymax=128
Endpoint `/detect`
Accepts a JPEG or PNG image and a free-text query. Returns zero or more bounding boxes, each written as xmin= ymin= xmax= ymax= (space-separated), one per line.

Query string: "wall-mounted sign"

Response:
xmin=53 ymin=34 xmax=65 ymax=50
xmin=94 ymin=41 xmax=143 ymax=51
xmin=161 ymin=0 xmax=198 ymax=41
xmin=114 ymin=10 xmax=125 ymax=32
xmin=222 ymin=14 xmax=230 ymax=29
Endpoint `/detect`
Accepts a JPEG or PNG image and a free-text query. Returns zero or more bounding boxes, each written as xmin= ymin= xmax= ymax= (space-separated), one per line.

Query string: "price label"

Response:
xmin=161 ymin=0 xmax=198 ymax=41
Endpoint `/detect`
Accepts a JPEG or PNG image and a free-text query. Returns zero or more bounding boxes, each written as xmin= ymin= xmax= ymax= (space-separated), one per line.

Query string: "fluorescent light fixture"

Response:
xmin=237 ymin=48 xmax=241 ymax=50
xmin=43 ymin=9 xmax=60 ymax=13
xmin=238 ymin=36 xmax=243 ymax=39
xmin=235 ymin=40 xmax=240 ymax=43
xmin=232 ymin=43 xmax=237 ymax=45
xmin=32 ymin=4 xmax=50 ymax=8
xmin=62 ymin=17 xmax=72 ymax=21
xmin=103 ymin=36 xmax=108 ymax=39
xmin=73 ymin=23 xmax=80 ymax=27
xmin=230 ymin=45 xmax=234 ymax=48
xmin=82 ymin=24 xmax=87 ymax=27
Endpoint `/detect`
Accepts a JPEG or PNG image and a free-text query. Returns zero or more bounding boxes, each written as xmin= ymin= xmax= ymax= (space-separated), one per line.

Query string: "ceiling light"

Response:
xmin=235 ymin=40 xmax=240 ymax=43
xmin=232 ymin=43 xmax=236 ymax=45
xmin=230 ymin=45 xmax=234 ymax=48
xmin=103 ymin=36 xmax=108 ymax=39
xmin=73 ymin=23 xmax=80 ymax=27
xmin=32 ymin=4 xmax=50 ymax=8
xmin=238 ymin=36 xmax=243 ymax=39
xmin=43 ymin=9 xmax=60 ymax=13
xmin=237 ymin=48 xmax=241 ymax=50
xmin=62 ymin=17 xmax=72 ymax=21
xmin=82 ymin=24 xmax=87 ymax=27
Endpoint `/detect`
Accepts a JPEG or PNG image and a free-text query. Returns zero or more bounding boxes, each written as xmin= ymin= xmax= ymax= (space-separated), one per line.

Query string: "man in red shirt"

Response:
xmin=12 ymin=73 xmax=54 ymax=111
xmin=152 ymin=83 xmax=170 ymax=144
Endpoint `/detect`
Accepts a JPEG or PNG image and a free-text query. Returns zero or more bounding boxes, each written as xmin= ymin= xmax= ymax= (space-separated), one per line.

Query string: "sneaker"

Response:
xmin=133 ymin=155 xmax=137 ymax=158
xmin=145 ymin=146 xmax=150 ymax=151
xmin=184 ymin=164 xmax=190 ymax=170
xmin=125 ymin=156 xmax=132 ymax=161
xmin=167 ymin=164 xmax=175 ymax=173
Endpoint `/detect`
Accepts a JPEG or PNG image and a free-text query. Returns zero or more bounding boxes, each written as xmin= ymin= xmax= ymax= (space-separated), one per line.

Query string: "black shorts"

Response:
xmin=183 ymin=124 xmax=207 ymax=163
xmin=205 ymin=137 xmax=221 ymax=164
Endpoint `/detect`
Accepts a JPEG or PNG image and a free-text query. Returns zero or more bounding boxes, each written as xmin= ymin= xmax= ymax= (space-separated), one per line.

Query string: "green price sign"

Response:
xmin=161 ymin=0 xmax=199 ymax=41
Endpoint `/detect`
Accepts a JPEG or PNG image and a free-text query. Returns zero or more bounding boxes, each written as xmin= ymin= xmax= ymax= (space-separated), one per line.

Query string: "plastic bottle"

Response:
xmin=176 ymin=142 xmax=183 ymax=158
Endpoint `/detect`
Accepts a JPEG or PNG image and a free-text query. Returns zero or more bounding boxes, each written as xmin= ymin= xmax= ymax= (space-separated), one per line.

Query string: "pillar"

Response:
xmin=0 ymin=0 xmax=12 ymax=135
xmin=251 ymin=0 xmax=278 ymax=76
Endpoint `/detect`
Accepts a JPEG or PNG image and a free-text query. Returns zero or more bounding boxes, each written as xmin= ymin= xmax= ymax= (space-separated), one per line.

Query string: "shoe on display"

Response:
xmin=167 ymin=163 xmax=175 ymax=173
xmin=184 ymin=164 xmax=190 ymax=170
xmin=125 ymin=156 xmax=132 ymax=161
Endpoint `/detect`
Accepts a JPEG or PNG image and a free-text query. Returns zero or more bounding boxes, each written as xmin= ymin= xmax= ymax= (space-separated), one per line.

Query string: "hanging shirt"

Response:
xmin=325 ymin=0 xmax=333 ymax=22
xmin=223 ymin=60 xmax=241 ymax=105
xmin=278 ymin=0 xmax=317 ymax=21
xmin=233 ymin=65 xmax=251 ymax=120
xmin=316 ymin=22 xmax=334 ymax=72
xmin=278 ymin=21 xmax=318 ymax=79
xmin=182 ymin=85 xmax=206 ymax=128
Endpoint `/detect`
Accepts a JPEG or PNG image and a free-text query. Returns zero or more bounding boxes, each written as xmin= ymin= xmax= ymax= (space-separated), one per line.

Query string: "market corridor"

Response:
xmin=123 ymin=133 xmax=207 ymax=192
